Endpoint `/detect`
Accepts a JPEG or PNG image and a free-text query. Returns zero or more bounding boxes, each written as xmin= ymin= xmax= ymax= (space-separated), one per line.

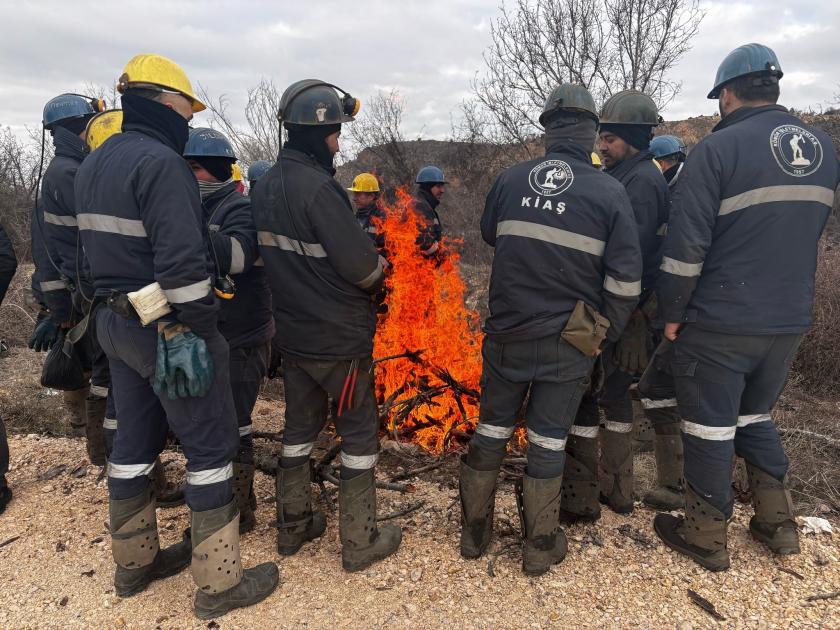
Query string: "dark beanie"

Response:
xmin=192 ymin=156 xmax=235 ymax=182
xmin=600 ymin=123 xmax=653 ymax=151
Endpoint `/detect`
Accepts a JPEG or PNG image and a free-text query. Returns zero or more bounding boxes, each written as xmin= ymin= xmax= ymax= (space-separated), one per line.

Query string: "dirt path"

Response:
xmin=0 ymin=433 xmax=838 ymax=630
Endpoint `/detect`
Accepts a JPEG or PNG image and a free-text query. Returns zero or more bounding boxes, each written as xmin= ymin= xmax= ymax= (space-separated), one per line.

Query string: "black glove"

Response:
xmin=614 ymin=309 xmax=651 ymax=374
xmin=28 ymin=310 xmax=60 ymax=352
xmin=268 ymin=337 xmax=283 ymax=379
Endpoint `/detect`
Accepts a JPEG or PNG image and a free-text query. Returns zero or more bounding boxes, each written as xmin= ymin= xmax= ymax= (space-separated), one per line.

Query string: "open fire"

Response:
xmin=372 ymin=188 xmax=483 ymax=454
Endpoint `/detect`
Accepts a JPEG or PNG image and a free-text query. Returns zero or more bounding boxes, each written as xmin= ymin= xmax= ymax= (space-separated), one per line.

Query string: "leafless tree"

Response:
xmin=467 ymin=0 xmax=704 ymax=150
xmin=0 ymin=127 xmax=44 ymax=259
xmin=198 ymin=78 xmax=282 ymax=166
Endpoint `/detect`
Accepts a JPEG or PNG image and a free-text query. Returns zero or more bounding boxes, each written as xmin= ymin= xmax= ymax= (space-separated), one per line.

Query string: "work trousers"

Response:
xmin=470 ymin=334 xmax=594 ymax=478
xmin=567 ymin=343 xmax=634 ymax=439
xmin=229 ymin=342 xmax=269 ymax=466
xmin=81 ymin=303 xmax=117 ymax=454
xmin=96 ymin=308 xmax=238 ymax=511
xmin=280 ymin=354 xmax=380 ymax=471
xmin=637 ymin=335 xmax=681 ymax=427
xmin=671 ymin=325 xmax=802 ymax=517
xmin=0 ymin=416 xmax=8 ymax=488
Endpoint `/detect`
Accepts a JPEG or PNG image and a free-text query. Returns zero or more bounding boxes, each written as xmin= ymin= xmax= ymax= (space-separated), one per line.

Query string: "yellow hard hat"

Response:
xmin=346 ymin=173 xmax=380 ymax=193
xmin=591 ymin=151 xmax=602 ymax=167
xmin=117 ymin=54 xmax=206 ymax=113
xmin=85 ymin=110 xmax=123 ymax=152
xmin=231 ymin=163 xmax=243 ymax=182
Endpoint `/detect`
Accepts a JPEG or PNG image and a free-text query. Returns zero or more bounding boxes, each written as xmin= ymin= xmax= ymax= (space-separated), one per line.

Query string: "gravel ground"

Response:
xmin=0 ymin=432 xmax=838 ymax=630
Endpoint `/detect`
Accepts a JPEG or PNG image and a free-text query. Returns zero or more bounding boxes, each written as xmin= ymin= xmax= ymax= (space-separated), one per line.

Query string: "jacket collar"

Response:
xmin=606 ymin=149 xmax=654 ymax=181
xmin=282 ymin=148 xmax=336 ymax=176
xmin=418 ymin=186 xmax=440 ymax=210
xmin=544 ymin=139 xmax=591 ymax=164
xmin=713 ymin=104 xmax=788 ymax=132
xmin=52 ymin=125 xmax=87 ymax=162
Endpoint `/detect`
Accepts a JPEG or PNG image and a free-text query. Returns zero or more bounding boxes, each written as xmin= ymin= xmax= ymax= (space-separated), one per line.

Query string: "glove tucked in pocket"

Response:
xmin=561 ymin=300 xmax=611 ymax=357
xmin=152 ymin=323 xmax=214 ymax=400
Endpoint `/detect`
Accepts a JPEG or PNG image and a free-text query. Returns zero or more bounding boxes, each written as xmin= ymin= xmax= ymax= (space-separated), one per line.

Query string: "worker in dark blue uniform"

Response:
xmin=246 ymin=160 xmax=273 ymax=193
xmin=650 ymin=135 xmax=687 ymax=187
xmin=460 ymin=84 xmax=642 ymax=576
xmin=653 ymin=43 xmax=840 ymax=571
xmin=252 ymin=79 xmax=401 ymax=572
xmin=412 ymin=165 xmax=446 ymax=257
xmin=561 ymin=90 xmax=669 ymax=520
xmin=74 ymin=53 xmax=277 ymax=619
xmin=0 ymin=222 xmax=17 ymax=513
xmin=184 ymin=127 xmax=274 ymax=534
xmin=347 ymin=173 xmax=387 ymax=253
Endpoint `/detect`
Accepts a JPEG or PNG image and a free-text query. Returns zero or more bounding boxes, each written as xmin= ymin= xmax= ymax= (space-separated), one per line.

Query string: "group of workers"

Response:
xmin=0 ymin=40 xmax=836 ymax=618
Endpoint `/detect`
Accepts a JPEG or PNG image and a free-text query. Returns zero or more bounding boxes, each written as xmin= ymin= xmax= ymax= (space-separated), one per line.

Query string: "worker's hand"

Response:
xmin=152 ymin=323 xmax=214 ymax=400
xmin=28 ymin=310 xmax=60 ymax=352
xmin=663 ymin=322 xmax=682 ymax=342
xmin=614 ymin=310 xmax=650 ymax=374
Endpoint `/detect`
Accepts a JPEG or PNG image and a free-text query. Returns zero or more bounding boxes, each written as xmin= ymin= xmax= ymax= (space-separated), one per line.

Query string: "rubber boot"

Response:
xmin=459 ymin=455 xmax=499 ymax=559
xmin=653 ymin=484 xmax=730 ymax=571
xmin=643 ymin=423 xmax=684 ymax=511
xmin=110 ymin=485 xmax=192 ymax=597
xmin=152 ymin=458 xmax=185 ymax=508
xmin=275 ymin=461 xmax=326 ymax=555
xmin=599 ymin=426 xmax=634 ymax=513
xmin=339 ymin=469 xmax=402 ymax=572
xmin=84 ymin=396 xmax=107 ymax=466
xmin=233 ymin=463 xmax=257 ymax=534
xmin=519 ymin=474 xmax=567 ymax=576
xmin=746 ymin=464 xmax=800 ymax=555
xmin=559 ymin=433 xmax=601 ymax=525
xmin=63 ymin=386 xmax=89 ymax=438
xmin=192 ymin=500 xmax=280 ymax=620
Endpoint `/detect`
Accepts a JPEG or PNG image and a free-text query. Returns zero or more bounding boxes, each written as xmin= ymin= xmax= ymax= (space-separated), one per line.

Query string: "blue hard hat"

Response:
xmin=416 ymin=165 xmax=447 ymax=184
xmin=708 ymin=43 xmax=783 ymax=99
xmin=42 ymin=93 xmax=103 ymax=130
xmin=650 ymin=135 xmax=687 ymax=160
xmin=247 ymin=159 xmax=273 ymax=183
xmin=183 ymin=127 xmax=236 ymax=159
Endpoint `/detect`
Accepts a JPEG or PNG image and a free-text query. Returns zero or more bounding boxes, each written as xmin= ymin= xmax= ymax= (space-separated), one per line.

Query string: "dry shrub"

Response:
xmin=0 ymin=263 xmax=36 ymax=346
xmin=791 ymin=240 xmax=840 ymax=397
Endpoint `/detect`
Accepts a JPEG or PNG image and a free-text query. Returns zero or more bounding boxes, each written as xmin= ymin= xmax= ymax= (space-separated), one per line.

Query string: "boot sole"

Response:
xmin=559 ymin=509 xmax=600 ymax=526
xmin=748 ymin=524 xmax=800 ymax=555
xmin=116 ymin=554 xmax=192 ymax=598
xmin=599 ymin=494 xmax=634 ymax=514
xmin=342 ymin=551 xmax=398 ymax=572
xmin=194 ymin=573 xmax=280 ymax=620
xmin=653 ymin=515 xmax=730 ymax=572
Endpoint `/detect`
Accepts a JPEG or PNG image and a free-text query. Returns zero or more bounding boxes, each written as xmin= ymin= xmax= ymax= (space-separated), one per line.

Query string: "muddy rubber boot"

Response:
xmin=276 ymin=461 xmax=326 ymax=555
xmin=84 ymin=396 xmax=108 ymax=466
xmin=559 ymin=433 xmax=601 ymax=525
xmin=746 ymin=464 xmax=800 ymax=555
xmin=152 ymin=458 xmax=185 ymax=508
xmin=653 ymin=485 xmax=730 ymax=571
xmin=110 ymin=485 xmax=192 ymax=597
xmin=340 ymin=469 xmax=402 ymax=572
xmin=63 ymin=386 xmax=89 ymax=438
xmin=519 ymin=474 xmax=567 ymax=576
xmin=459 ymin=455 xmax=499 ymax=559
xmin=643 ymin=423 xmax=684 ymax=511
xmin=232 ymin=463 xmax=257 ymax=534
xmin=192 ymin=500 xmax=280 ymax=620
xmin=599 ymin=425 xmax=635 ymax=514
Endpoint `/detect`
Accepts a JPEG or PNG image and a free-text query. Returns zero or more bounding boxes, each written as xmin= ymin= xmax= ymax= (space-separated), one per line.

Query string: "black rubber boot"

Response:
xmin=233 ymin=463 xmax=257 ymax=534
xmin=643 ymin=422 xmax=684 ymax=511
xmin=459 ymin=455 xmax=499 ymax=559
xmin=84 ymin=396 xmax=108 ymax=466
xmin=559 ymin=433 xmax=601 ymax=525
xmin=599 ymin=425 xmax=635 ymax=514
xmin=152 ymin=458 xmax=185 ymax=508
xmin=653 ymin=485 xmax=730 ymax=572
xmin=276 ymin=460 xmax=326 ymax=555
xmin=340 ymin=469 xmax=402 ymax=572
xmin=110 ymin=485 xmax=192 ymax=597
xmin=192 ymin=500 xmax=280 ymax=620
xmin=0 ymin=485 xmax=11 ymax=515
xmin=519 ymin=474 xmax=567 ymax=576
xmin=746 ymin=464 xmax=800 ymax=555
xmin=63 ymin=386 xmax=89 ymax=438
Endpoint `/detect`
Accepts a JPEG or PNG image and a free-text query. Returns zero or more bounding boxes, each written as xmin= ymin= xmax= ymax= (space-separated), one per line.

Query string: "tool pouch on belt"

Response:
xmin=127 ymin=282 xmax=172 ymax=326
xmin=40 ymin=308 xmax=92 ymax=391
xmin=561 ymin=300 xmax=610 ymax=357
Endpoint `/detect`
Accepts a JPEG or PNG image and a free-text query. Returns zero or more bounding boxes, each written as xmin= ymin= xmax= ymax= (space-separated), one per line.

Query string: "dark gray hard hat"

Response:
xmin=599 ymin=90 xmax=660 ymax=126
xmin=277 ymin=79 xmax=360 ymax=125
xmin=539 ymin=84 xmax=598 ymax=126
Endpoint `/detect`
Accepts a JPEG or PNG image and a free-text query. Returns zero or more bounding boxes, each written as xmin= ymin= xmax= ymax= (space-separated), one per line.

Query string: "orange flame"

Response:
xmin=373 ymin=188 xmax=483 ymax=454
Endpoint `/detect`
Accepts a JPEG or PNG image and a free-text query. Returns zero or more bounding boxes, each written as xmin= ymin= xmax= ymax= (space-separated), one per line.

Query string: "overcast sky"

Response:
xmin=0 ymin=0 xmax=837 ymax=142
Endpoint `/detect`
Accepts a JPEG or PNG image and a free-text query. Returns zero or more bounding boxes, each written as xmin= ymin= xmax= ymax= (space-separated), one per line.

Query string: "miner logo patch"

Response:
xmin=770 ymin=125 xmax=823 ymax=177
xmin=528 ymin=160 xmax=574 ymax=196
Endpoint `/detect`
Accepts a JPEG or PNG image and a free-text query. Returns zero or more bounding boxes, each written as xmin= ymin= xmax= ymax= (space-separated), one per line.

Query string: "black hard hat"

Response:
xmin=277 ymin=79 xmax=360 ymax=125
xmin=599 ymin=90 xmax=660 ymax=126
xmin=539 ymin=84 xmax=598 ymax=126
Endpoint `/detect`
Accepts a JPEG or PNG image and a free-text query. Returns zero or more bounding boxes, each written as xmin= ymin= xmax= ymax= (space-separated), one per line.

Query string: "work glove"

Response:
xmin=267 ymin=339 xmax=283 ymax=380
xmin=28 ymin=310 xmax=60 ymax=352
xmin=614 ymin=309 xmax=650 ymax=374
xmin=152 ymin=323 xmax=214 ymax=400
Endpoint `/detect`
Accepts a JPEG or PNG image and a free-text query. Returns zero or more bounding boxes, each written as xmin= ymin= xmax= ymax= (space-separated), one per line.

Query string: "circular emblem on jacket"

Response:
xmin=770 ymin=125 xmax=823 ymax=177
xmin=528 ymin=160 xmax=574 ymax=196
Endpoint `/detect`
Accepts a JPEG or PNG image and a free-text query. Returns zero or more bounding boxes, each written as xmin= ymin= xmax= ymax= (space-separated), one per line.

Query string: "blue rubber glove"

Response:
xmin=152 ymin=323 xmax=214 ymax=400
xmin=28 ymin=310 xmax=60 ymax=352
